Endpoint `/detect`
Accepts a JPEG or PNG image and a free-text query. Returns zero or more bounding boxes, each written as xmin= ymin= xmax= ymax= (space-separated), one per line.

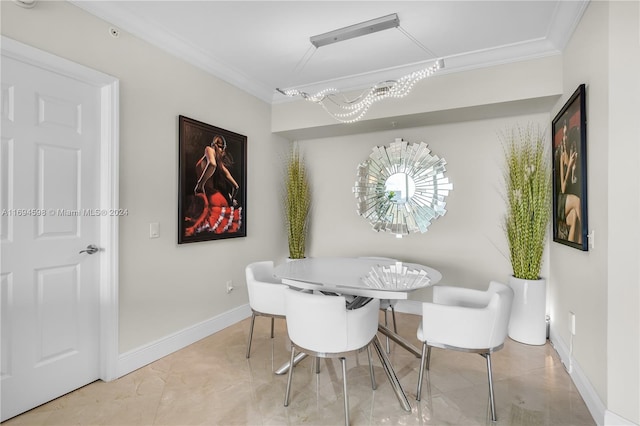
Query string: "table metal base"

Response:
xmin=377 ymin=323 xmax=422 ymax=358
xmin=371 ymin=335 xmax=412 ymax=411
xmin=274 ymin=351 xmax=307 ymax=375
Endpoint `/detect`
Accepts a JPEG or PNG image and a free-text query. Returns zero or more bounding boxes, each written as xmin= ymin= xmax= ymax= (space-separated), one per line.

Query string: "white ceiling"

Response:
xmin=70 ymin=1 xmax=589 ymax=104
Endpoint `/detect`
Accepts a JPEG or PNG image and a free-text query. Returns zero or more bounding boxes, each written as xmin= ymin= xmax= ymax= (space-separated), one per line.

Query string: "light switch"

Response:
xmin=150 ymin=222 xmax=160 ymax=238
xmin=588 ymin=229 xmax=595 ymax=249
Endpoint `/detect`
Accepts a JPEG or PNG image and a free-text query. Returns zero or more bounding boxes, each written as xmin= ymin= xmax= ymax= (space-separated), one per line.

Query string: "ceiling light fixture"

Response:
xmin=310 ymin=13 xmax=400 ymax=48
xmin=276 ymin=13 xmax=445 ymax=124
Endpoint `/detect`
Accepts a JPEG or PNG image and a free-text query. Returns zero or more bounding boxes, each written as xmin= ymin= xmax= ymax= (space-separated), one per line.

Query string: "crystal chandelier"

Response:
xmin=276 ymin=14 xmax=445 ymax=124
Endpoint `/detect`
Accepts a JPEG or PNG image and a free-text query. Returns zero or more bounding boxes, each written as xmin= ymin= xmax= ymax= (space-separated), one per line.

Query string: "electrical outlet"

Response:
xmin=569 ymin=312 xmax=576 ymax=335
xmin=226 ymin=280 xmax=234 ymax=294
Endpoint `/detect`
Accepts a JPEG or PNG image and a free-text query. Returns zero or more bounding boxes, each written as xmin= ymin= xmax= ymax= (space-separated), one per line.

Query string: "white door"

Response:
xmin=1 ymin=50 xmax=105 ymax=421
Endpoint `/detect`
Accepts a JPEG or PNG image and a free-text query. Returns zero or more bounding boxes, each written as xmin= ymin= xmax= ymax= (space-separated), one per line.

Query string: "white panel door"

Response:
xmin=1 ymin=55 xmax=102 ymax=421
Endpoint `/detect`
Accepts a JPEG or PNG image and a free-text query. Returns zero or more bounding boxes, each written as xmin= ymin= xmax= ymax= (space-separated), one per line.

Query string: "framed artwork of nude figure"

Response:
xmin=178 ymin=115 xmax=246 ymax=243
xmin=551 ymin=84 xmax=588 ymax=251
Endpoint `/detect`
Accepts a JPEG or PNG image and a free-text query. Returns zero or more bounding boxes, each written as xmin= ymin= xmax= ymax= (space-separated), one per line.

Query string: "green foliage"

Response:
xmin=502 ymin=125 xmax=551 ymax=280
xmin=285 ymin=143 xmax=311 ymax=259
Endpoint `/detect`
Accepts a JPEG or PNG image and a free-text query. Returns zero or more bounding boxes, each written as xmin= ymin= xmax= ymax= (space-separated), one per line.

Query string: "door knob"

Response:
xmin=79 ymin=244 xmax=100 ymax=255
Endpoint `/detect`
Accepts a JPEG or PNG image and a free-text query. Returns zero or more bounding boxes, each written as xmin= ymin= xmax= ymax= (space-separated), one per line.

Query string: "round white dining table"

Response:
xmin=274 ymin=256 xmax=441 ymax=299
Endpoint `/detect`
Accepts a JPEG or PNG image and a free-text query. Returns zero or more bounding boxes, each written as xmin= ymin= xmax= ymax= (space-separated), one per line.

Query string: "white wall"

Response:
xmin=550 ymin=1 xmax=640 ymax=424
xmin=549 ymin=0 xmax=609 ymax=408
xmin=297 ymin=113 xmax=551 ymax=298
xmin=1 ymin=1 xmax=289 ymax=353
xmin=607 ymin=1 xmax=640 ymax=423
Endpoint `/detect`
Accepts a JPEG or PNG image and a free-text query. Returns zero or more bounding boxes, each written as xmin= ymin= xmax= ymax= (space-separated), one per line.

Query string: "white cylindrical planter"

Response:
xmin=507 ymin=276 xmax=547 ymax=345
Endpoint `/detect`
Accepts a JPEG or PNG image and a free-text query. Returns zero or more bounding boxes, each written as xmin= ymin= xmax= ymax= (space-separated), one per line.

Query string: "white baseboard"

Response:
xmin=605 ymin=411 xmax=638 ymax=426
xmin=549 ymin=328 xmax=606 ymax=425
xmin=541 ymin=331 xmax=638 ymax=426
xmin=116 ymin=304 xmax=251 ymax=378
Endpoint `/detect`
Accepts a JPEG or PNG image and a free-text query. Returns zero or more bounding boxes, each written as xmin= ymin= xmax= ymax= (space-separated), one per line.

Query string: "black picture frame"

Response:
xmin=178 ymin=116 xmax=246 ymax=244
xmin=552 ymin=84 xmax=588 ymax=251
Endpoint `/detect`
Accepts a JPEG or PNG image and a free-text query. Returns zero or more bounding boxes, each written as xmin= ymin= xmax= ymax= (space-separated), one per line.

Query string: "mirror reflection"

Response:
xmin=353 ymin=138 xmax=453 ymax=237
xmin=385 ymin=173 xmax=415 ymax=203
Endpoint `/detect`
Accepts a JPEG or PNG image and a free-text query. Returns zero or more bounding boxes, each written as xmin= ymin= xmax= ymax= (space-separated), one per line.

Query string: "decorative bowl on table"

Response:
xmin=362 ymin=261 xmax=431 ymax=290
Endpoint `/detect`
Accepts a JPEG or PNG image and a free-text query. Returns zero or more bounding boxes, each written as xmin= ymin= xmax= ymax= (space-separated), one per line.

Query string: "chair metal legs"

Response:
xmin=367 ymin=345 xmax=376 ymax=390
xmin=245 ymin=313 xmax=256 ymax=358
xmin=246 ymin=312 xmax=279 ymax=359
xmin=391 ymin=305 xmax=398 ymax=333
xmin=416 ymin=347 xmax=498 ymax=421
xmin=384 ymin=310 xmax=390 ymax=353
xmin=417 ymin=342 xmax=426 ymax=400
xmin=416 ymin=343 xmax=432 ymax=401
xmin=284 ymin=351 xmax=351 ymax=426
xmin=340 ymin=357 xmax=349 ymax=426
xmin=482 ymin=353 xmax=497 ymax=422
xmin=383 ymin=306 xmax=397 ymax=353
xmin=284 ymin=347 xmax=296 ymax=407
xmin=284 ymin=345 xmax=377 ymax=426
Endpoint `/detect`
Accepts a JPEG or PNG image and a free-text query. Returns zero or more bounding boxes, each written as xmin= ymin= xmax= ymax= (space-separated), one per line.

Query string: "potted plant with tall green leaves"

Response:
xmin=285 ymin=143 xmax=311 ymax=260
xmin=502 ymin=124 xmax=551 ymax=345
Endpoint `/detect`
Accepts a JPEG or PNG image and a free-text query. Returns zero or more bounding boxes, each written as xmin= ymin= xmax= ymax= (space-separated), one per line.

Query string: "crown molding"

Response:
xmin=69 ymin=0 xmax=588 ymax=106
xmin=546 ymin=0 xmax=590 ymax=51
xmin=69 ymin=0 xmax=275 ymax=103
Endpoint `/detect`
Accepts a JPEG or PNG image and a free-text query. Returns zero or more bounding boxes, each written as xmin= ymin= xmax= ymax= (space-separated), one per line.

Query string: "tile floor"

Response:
xmin=4 ymin=312 xmax=595 ymax=425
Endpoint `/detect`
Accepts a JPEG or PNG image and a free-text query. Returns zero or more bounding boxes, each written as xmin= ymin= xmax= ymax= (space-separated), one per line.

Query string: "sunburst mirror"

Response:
xmin=353 ymin=138 xmax=453 ymax=237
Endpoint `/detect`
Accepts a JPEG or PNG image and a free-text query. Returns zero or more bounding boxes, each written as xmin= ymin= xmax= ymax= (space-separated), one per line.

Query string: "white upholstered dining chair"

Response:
xmin=283 ymin=288 xmax=380 ymax=426
xmin=245 ymin=260 xmax=288 ymax=359
xmin=415 ymin=281 xmax=513 ymax=422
